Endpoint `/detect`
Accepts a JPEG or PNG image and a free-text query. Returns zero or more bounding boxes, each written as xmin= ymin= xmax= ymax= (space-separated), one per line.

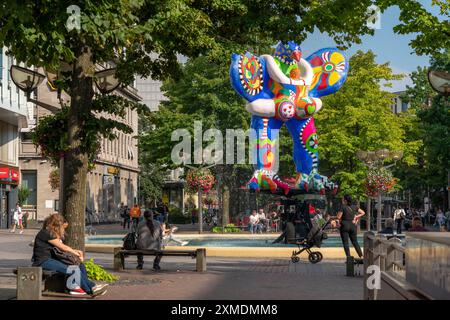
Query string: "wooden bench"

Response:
xmin=14 ymin=267 xmax=67 ymax=300
xmin=113 ymin=248 xmax=207 ymax=272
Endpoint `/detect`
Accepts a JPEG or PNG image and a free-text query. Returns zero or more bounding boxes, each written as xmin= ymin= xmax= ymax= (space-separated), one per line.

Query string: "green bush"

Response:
xmin=84 ymin=259 xmax=118 ymax=282
xmin=212 ymin=224 xmax=241 ymax=233
xmin=168 ymin=205 xmax=191 ymax=224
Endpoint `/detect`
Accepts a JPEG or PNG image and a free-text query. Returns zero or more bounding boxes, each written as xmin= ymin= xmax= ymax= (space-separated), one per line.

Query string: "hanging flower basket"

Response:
xmin=48 ymin=169 xmax=60 ymax=192
xmin=186 ymin=168 xmax=215 ymax=194
xmin=364 ymin=167 xmax=397 ymax=197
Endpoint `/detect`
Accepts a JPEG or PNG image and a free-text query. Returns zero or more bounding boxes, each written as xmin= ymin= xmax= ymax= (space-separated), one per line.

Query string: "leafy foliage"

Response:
xmin=32 ymin=95 xmax=147 ymax=168
xmin=376 ymin=0 xmax=449 ymax=58
xmin=84 ymin=259 xmax=118 ymax=282
xmin=212 ymin=224 xmax=241 ymax=233
xmin=48 ymin=169 xmax=60 ymax=192
xmin=398 ymin=50 xmax=450 ymax=206
xmin=315 ymin=50 xmax=422 ymax=199
xmin=17 ymin=186 xmax=30 ymax=206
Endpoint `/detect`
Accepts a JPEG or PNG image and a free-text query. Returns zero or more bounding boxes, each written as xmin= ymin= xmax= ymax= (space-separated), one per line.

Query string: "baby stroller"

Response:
xmin=273 ymin=201 xmax=330 ymax=264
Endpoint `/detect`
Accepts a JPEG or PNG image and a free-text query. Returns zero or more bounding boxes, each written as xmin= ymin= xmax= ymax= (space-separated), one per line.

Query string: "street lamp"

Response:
xmin=428 ymin=70 xmax=450 ymax=96
xmin=10 ymin=65 xmax=60 ymax=113
xmin=357 ymin=149 xmax=403 ymax=232
xmin=94 ymin=68 xmax=120 ymax=94
xmin=10 ymin=65 xmax=46 ymax=98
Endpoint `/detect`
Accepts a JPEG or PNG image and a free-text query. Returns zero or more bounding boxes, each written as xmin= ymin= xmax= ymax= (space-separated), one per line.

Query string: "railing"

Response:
xmin=363 ymin=231 xmax=405 ymax=300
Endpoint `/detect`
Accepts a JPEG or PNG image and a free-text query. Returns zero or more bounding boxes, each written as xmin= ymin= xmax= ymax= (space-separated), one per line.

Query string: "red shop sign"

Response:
xmin=0 ymin=168 xmax=9 ymax=179
xmin=11 ymin=169 xmax=19 ymax=181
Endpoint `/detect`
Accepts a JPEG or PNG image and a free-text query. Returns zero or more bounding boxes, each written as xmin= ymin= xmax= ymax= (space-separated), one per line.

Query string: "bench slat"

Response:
xmin=119 ymin=250 xmax=196 ymax=256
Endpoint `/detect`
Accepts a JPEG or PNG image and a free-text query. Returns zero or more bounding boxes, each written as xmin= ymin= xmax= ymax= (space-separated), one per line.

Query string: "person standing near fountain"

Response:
xmin=336 ymin=195 xmax=365 ymax=259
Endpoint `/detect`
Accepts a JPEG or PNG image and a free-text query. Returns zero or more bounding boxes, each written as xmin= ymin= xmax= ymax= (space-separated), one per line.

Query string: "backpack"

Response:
xmin=122 ymin=232 xmax=137 ymax=250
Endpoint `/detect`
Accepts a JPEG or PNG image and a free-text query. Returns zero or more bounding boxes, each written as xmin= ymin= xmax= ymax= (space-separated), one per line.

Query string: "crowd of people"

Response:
xmin=235 ymin=208 xmax=280 ymax=234
xmin=119 ymin=202 xmax=169 ymax=230
xmin=385 ymin=205 xmax=449 ymax=234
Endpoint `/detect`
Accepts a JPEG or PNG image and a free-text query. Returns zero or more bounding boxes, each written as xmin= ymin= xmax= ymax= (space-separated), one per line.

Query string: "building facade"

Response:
xmin=19 ymin=68 xmax=140 ymax=222
xmin=135 ymin=77 xmax=167 ymax=112
xmin=0 ymin=47 xmax=29 ymax=228
xmin=391 ymin=91 xmax=410 ymax=114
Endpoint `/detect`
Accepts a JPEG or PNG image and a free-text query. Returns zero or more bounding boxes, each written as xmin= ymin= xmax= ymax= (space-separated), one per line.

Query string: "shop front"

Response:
xmin=0 ymin=166 xmax=20 ymax=229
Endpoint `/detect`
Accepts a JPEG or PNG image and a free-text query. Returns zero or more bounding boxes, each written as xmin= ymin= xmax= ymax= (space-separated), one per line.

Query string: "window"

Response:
xmin=20 ymin=132 xmax=33 ymax=142
xmin=21 ymin=171 xmax=37 ymax=206
xmin=401 ymin=101 xmax=409 ymax=112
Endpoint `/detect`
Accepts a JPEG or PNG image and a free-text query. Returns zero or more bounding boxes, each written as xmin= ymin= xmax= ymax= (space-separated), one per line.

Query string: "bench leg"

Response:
xmin=17 ymin=267 xmax=42 ymax=300
xmin=196 ymin=249 xmax=207 ymax=272
xmin=346 ymin=256 xmax=355 ymax=277
xmin=113 ymin=247 xmax=125 ymax=271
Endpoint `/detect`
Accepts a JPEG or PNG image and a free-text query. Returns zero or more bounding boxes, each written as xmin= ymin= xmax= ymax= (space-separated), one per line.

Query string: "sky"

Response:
xmin=300 ymin=0 xmax=444 ymax=92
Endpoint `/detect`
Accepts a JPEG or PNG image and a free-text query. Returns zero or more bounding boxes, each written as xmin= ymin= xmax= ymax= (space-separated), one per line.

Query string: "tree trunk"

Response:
xmin=222 ymin=185 xmax=230 ymax=225
xmin=62 ymin=46 xmax=94 ymax=251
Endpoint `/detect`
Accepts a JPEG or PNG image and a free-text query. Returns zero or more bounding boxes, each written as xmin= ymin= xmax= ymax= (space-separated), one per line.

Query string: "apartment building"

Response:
xmin=19 ymin=68 xmax=141 ymax=221
xmin=0 ymin=47 xmax=29 ymax=228
xmin=391 ymin=91 xmax=410 ymax=114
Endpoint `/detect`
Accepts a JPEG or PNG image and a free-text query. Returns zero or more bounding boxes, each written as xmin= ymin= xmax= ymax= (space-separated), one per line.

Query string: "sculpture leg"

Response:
xmin=248 ymin=115 xmax=289 ymax=193
xmin=285 ymin=117 xmax=325 ymax=193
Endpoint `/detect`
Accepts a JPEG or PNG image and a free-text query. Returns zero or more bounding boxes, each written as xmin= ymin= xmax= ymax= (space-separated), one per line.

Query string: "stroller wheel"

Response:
xmin=291 ymin=256 xmax=300 ymax=263
xmin=308 ymin=252 xmax=323 ymax=264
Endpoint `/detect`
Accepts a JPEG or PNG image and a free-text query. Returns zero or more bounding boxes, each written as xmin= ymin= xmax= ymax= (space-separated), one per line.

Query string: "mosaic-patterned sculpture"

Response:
xmin=230 ymin=41 xmax=349 ymax=194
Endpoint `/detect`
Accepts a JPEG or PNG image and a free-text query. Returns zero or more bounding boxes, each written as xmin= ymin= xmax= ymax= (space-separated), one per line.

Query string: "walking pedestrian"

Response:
xmin=10 ymin=203 xmax=24 ymax=234
xmin=393 ymin=206 xmax=405 ymax=234
xmin=120 ymin=203 xmax=130 ymax=230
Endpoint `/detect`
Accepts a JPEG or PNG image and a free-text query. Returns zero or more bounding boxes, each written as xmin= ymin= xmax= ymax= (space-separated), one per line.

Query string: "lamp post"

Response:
xmin=428 ymin=69 xmax=450 ymax=211
xmin=357 ymin=149 xmax=403 ymax=232
xmin=10 ymin=64 xmax=121 ymax=216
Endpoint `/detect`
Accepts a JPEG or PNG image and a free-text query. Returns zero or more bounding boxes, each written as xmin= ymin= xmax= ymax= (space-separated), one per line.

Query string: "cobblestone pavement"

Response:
xmin=0 ymin=229 xmax=363 ymax=300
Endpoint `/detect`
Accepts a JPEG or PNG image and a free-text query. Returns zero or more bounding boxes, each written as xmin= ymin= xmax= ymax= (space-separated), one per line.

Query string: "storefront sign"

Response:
xmin=0 ymin=168 xmax=9 ymax=179
xmin=0 ymin=167 xmax=19 ymax=184
xmin=107 ymin=167 xmax=120 ymax=175
xmin=103 ymin=175 xmax=114 ymax=186
xmin=11 ymin=169 xmax=19 ymax=182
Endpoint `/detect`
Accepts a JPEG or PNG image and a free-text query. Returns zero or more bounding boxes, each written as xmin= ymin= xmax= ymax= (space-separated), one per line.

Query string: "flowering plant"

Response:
xmin=364 ymin=167 xmax=397 ymax=197
xmin=186 ymin=168 xmax=215 ymax=194
xmin=48 ymin=169 xmax=60 ymax=191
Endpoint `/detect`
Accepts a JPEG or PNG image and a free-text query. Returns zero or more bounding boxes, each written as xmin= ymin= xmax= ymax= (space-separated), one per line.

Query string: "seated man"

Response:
xmin=248 ymin=210 xmax=262 ymax=234
xmin=258 ymin=209 xmax=268 ymax=232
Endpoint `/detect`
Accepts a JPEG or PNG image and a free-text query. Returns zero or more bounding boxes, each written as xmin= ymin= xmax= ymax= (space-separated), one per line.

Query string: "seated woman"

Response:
xmin=31 ymin=213 xmax=107 ymax=296
xmin=136 ymin=210 xmax=164 ymax=270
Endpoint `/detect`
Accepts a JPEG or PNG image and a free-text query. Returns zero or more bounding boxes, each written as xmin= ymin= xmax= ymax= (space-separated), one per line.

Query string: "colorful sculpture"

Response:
xmin=230 ymin=41 xmax=349 ymax=194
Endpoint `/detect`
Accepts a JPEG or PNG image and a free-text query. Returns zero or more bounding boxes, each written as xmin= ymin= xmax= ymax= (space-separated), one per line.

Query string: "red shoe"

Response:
xmin=69 ymin=287 xmax=88 ymax=296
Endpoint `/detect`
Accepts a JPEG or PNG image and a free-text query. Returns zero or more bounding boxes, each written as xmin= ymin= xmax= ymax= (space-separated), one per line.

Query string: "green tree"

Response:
xmin=138 ymin=115 xmax=166 ymax=206
xmin=1 ymin=0 xmax=443 ymax=248
xmin=140 ymin=56 xmax=253 ymax=221
xmin=377 ymin=0 xmax=449 ymax=58
xmin=401 ymin=51 xmax=450 ymax=208
xmin=315 ymin=50 xmax=422 ymax=199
